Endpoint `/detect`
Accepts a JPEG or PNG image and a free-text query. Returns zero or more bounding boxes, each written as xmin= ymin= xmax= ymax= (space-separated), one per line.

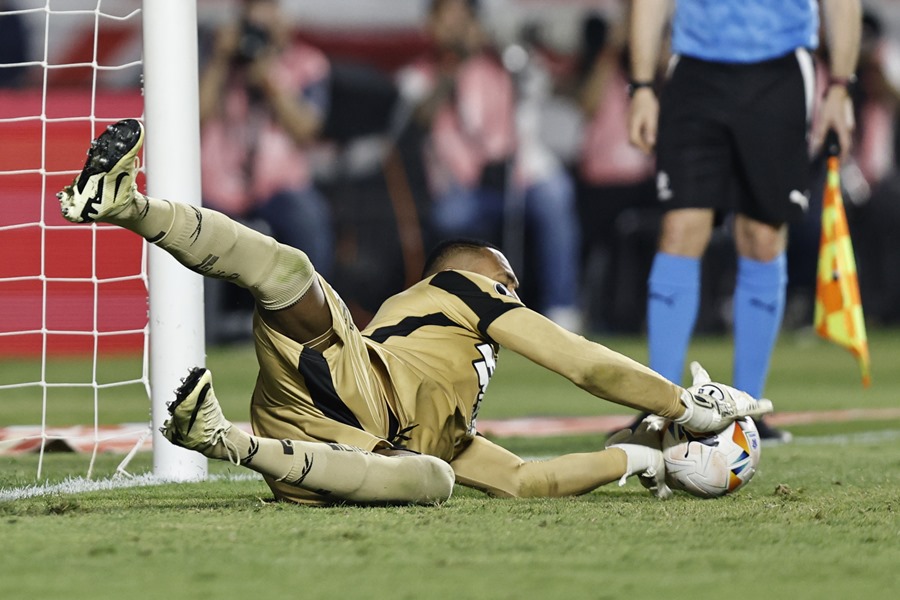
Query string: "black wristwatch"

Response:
xmin=627 ymin=80 xmax=654 ymax=98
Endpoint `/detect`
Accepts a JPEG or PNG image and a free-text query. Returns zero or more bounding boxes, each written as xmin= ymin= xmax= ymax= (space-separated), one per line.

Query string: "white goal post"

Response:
xmin=143 ymin=0 xmax=207 ymax=481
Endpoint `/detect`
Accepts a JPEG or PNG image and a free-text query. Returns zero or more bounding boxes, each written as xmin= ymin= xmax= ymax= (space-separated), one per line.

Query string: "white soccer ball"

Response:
xmin=662 ymin=417 xmax=761 ymax=498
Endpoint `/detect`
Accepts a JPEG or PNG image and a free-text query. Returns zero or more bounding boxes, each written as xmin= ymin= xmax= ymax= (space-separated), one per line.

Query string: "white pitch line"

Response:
xmin=0 ymin=472 xmax=262 ymax=503
xmin=789 ymin=429 xmax=900 ymax=446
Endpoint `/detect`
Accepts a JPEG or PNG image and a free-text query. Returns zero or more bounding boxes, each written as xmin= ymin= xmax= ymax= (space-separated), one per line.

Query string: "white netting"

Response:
xmin=0 ymin=1 xmax=148 ymax=479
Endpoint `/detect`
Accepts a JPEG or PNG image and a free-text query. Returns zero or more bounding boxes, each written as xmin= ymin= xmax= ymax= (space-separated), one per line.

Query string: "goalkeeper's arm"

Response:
xmin=487 ymin=307 xmax=686 ymax=419
xmin=488 ymin=309 xmax=773 ymax=431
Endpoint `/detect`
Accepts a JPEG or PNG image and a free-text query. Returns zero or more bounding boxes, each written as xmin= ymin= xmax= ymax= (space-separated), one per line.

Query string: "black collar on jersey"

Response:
xmin=428 ymin=271 xmax=522 ymax=342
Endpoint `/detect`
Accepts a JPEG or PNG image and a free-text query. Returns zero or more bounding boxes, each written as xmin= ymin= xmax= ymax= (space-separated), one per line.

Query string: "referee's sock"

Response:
xmin=647 ymin=252 xmax=701 ymax=385
xmin=733 ymin=254 xmax=787 ymax=399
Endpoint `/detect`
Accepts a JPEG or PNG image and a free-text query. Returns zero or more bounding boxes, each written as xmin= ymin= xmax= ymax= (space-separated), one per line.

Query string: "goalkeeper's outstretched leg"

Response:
xmin=161 ymin=367 xmax=454 ymax=505
xmin=57 ymin=118 xmax=334 ymax=349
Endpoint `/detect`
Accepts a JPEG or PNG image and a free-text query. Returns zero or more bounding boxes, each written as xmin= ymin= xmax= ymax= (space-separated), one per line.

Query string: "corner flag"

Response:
xmin=813 ymin=135 xmax=871 ymax=387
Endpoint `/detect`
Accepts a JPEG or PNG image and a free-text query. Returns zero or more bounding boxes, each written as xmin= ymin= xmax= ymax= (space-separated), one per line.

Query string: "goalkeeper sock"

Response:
xmin=732 ymin=254 xmax=787 ymax=398
xmin=224 ymin=426 xmax=454 ymax=504
xmin=103 ymin=188 xmax=175 ymax=241
xmin=109 ymin=194 xmax=315 ymax=311
xmin=647 ymin=253 xmax=700 ymax=384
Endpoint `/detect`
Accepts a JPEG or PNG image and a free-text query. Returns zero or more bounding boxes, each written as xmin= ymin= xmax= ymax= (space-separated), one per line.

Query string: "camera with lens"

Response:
xmin=234 ymin=20 xmax=272 ymax=64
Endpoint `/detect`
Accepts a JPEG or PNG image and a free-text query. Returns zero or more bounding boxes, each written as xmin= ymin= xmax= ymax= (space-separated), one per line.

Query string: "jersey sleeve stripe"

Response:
xmin=365 ymin=312 xmax=461 ymax=343
xmin=428 ymin=271 xmax=523 ymax=340
xmin=297 ymin=347 xmax=365 ymax=431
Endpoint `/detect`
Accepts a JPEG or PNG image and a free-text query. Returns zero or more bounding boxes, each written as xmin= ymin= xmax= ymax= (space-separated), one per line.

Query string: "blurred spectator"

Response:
xmin=0 ymin=1 xmax=28 ymax=87
xmin=573 ymin=13 xmax=658 ymax=332
xmin=397 ymin=0 xmax=582 ymax=331
xmin=198 ymin=0 xmax=333 ymax=277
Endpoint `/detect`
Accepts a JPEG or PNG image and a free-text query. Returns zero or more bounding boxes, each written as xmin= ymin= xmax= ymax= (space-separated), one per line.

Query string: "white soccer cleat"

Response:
xmin=57 ymin=118 xmax=144 ymax=223
xmin=161 ymin=367 xmax=239 ymax=464
xmin=675 ymin=361 xmax=775 ymax=433
xmin=606 ymin=415 xmax=672 ymax=499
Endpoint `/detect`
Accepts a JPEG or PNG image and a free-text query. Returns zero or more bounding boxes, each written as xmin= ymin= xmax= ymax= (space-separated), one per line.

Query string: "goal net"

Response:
xmin=0 ymin=0 xmax=205 ymax=484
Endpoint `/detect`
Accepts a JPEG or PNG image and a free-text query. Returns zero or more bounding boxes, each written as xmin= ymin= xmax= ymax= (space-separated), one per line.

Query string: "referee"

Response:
xmin=626 ymin=0 xmax=861 ymax=442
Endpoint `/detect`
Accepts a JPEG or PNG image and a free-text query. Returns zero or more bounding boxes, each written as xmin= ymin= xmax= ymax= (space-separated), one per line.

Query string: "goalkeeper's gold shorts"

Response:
xmin=249 ymin=275 xmax=406 ymax=504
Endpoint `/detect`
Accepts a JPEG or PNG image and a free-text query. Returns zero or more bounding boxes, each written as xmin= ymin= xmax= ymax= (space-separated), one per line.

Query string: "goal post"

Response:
xmin=142 ymin=0 xmax=207 ymax=481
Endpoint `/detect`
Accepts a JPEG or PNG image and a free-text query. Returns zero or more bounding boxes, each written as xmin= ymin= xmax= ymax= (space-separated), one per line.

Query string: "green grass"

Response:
xmin=2 ymin=330 xmax=900 ymax=598
xmin=1 ymin=424 xmax=899 ymax=600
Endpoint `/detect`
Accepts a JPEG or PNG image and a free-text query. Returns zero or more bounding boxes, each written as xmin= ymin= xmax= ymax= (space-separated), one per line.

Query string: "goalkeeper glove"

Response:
xmin=675 ymin=361 xmax=774 ymax=433
xmin=606 ymin=415 xmax=673 ymax=499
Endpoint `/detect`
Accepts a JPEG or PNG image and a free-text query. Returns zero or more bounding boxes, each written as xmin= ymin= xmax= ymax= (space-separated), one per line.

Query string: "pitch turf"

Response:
xmin=1 ymin=330 xmax=899 ymax=599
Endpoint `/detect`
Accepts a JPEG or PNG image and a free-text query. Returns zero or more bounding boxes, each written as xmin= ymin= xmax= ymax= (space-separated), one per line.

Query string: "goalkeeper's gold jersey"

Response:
xmin=250 ymin=269 xmax=524 ymax=463
xmin=363 ymin=269 xmax=524 ymax=459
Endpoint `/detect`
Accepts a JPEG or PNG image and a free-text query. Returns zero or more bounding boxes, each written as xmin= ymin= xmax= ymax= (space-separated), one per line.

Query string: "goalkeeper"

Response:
xmin=58 ymin=120 xmax=773 ymax=505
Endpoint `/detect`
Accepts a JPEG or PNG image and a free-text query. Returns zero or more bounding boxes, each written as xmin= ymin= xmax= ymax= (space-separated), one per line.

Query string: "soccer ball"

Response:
xmin=662 ymin=417 xmax=761 ymax=498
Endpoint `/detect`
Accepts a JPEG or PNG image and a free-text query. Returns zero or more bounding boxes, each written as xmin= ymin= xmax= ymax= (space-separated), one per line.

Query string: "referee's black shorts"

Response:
xmin=656 ymin=49 xmax=815 ymax=225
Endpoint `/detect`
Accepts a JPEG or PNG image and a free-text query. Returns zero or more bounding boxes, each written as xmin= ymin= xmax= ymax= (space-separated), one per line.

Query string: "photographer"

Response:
xmin=198 ymin=0 xmax=333 ymax=280
xmin=397 ymin=0 xmax=583 ymax=332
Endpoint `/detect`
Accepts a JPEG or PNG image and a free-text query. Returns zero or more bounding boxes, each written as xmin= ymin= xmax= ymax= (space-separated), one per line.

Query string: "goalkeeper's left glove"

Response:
xmin=675 ymin=361 xmax=774 ymax=433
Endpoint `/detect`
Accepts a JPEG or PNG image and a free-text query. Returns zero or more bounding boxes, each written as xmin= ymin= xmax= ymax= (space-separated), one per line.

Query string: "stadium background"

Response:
xmin=3 ymin=0 xmax=900 ymax=358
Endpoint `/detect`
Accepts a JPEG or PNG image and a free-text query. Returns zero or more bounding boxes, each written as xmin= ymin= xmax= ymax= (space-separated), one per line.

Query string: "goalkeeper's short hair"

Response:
xmin=422 ymin=238 xmax=499 ymax=278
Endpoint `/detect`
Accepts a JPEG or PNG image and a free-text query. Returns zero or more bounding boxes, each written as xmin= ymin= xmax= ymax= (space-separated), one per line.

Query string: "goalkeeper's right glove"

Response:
xmin=675 ymin=361 xmax=774 ymax=433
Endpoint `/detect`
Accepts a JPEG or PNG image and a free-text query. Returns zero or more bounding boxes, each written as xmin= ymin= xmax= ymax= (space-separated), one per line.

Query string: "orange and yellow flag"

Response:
xmin=814 ymin=154 xmax=871 ymax=387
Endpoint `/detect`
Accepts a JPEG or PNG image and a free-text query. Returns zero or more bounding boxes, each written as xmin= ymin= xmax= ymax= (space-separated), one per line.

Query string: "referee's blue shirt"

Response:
xmin=672 ymin=0 xmax=819 ymax=63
